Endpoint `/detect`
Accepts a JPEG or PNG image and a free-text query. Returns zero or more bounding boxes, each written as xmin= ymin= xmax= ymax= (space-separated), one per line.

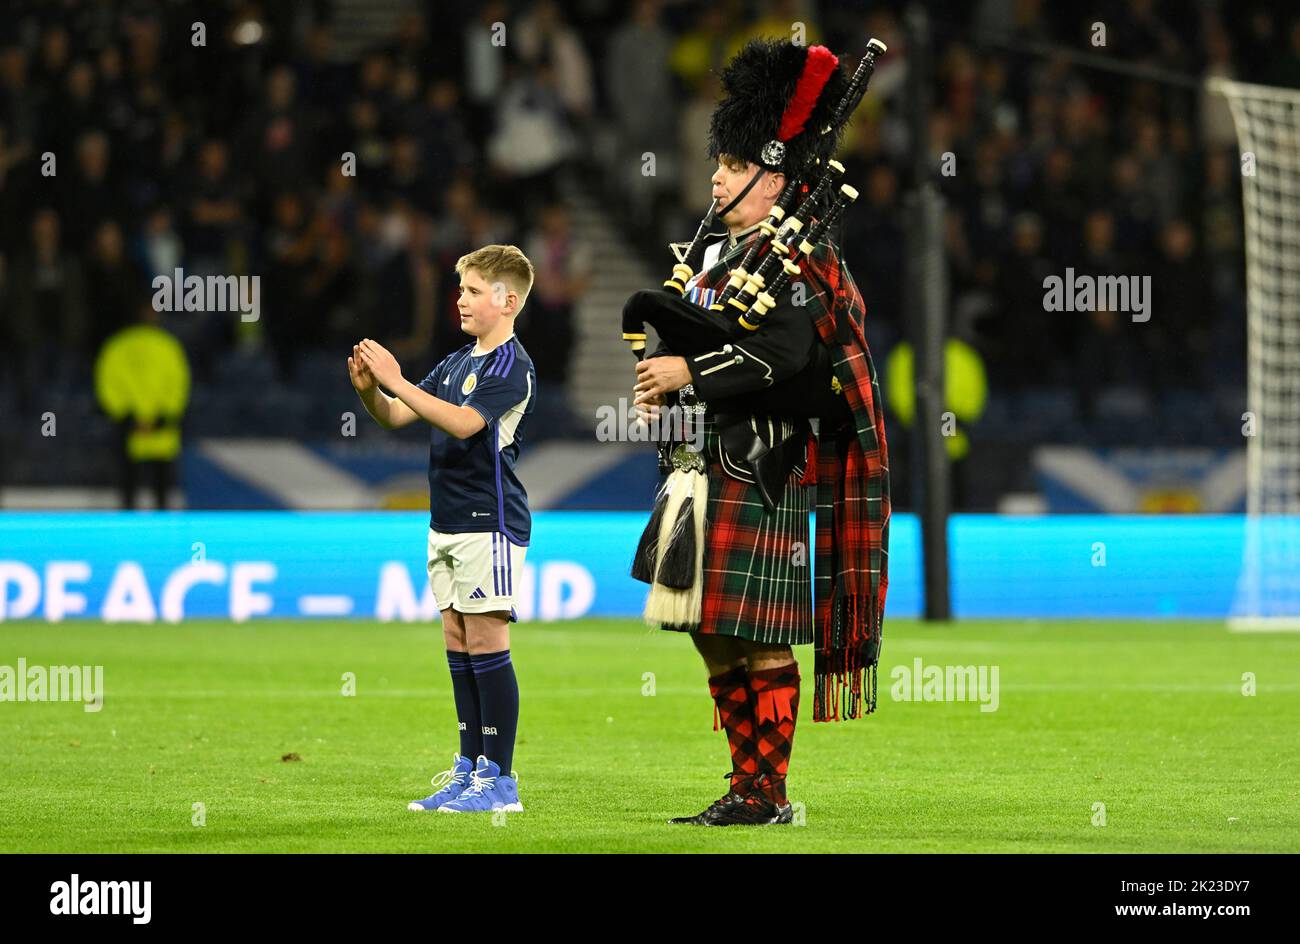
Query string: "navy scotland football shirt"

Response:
xmin=416 ymin=335 xmax=536 ymax=544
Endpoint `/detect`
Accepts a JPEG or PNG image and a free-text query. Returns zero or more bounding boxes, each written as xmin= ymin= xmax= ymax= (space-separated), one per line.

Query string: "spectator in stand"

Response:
xmin=422 ymin=79 xmax=475 ymax=201
xmin=84 ymin=220 xmax=145 ymax=355
xmin=992 ymin=212 xmax=1056 ymax=390
xmin=844 ymin=162 xmax=904 ymax=352
xmin=136 ymin=203 xmax=183 ymax=283
xmin=0 ymin=0 xmax=1276 ymax=494
xmin=52 ymin=58 xmax=99 ymax=159
xmin=515 ymin=0 xmax=594 ymax=123
xmin=387 ymin=65 xmax=428 ymax=137
xmin=263 ymin=190 xmax=316 ymax=380
xmin=10 ymin=208 xmax=87 ymax=400
xmin=462 ymin=1 xmax=511 ymax=146
xmin=60 ymin=131 xmax=128 ymax=253
xmin=297 ymin=25 xmax=352 ymax=134
xmin=520 ymin=201 xmax=591 ymax=433
xmin=1070 ymin=210 xmax=1143 ymax=416
xmin=387 ymin=11 xmax=439 ymax=84
xmin=1032 ymin=146 xmax=1085 ymax=264
xmin=183 ymin=139 xmax=245 ymax=276
xmin=384 ymin=133 xmax=435 ymax=209
xmin=676 ymin=70 xmax=721 ymax=220
xmin=487 ymin=61 xmax=577 ymax=218
xmin=669 ymin=6 xmax=730 ymax=95
xmin=31 ymin=25 xmax=70 ymax=111
xmin=305 ymin=208 xmax=361 ymax=352
xmin=606 ymin=0 xmax=677 ymax=229
xmin=237 ymin=65 xmax=312 ymax=197
xmin=0 ymin=122 xmax=34 ymax=259
xmin=346 ymin=97 xmax=390 ymax=196
xmin=1147 ymin=219 xmax=1210 ymax=390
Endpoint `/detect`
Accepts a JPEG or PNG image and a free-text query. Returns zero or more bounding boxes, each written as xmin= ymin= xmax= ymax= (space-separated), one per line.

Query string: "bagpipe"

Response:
xmin=623 ymin=169 xmax=858 ymax=399
xmin=626 ymin=38 xmax=887 ymax=626
xmin=622 ymin=36 xmax=887 ymax=399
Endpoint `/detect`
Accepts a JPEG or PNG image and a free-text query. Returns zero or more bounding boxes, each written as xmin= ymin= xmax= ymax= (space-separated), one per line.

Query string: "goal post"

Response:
xmin=1207 ymin=77 xmax=1300 ymax=631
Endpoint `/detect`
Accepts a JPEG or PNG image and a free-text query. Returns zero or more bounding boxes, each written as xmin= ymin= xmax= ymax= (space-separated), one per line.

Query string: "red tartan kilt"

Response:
xmin=694 ymin=462 xmax=815 ymax=645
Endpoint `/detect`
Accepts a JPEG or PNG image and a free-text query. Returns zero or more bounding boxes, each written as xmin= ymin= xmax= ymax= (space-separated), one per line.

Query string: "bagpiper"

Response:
xmin=627 ymin=37 xmax=892 ymax=825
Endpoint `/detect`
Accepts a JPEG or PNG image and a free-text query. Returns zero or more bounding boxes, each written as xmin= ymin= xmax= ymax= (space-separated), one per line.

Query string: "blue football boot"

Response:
xmin=437 ymin=755 xmax=523 ymax=813
xmin=407 ymin=753 xmax=474 ymax=811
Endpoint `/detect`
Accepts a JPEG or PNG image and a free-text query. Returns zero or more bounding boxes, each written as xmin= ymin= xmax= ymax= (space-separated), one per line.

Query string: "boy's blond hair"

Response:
xmin=455 ymin=244 xmax=535 ymax=312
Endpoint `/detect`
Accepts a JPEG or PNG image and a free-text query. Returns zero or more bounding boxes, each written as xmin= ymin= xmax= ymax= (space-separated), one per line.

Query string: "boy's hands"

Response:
xmin=349 ymin=337 xmax=480 ymax=437
xmin=348 ymin=343 xmax=376 ymax=393
xmin=357 ymin=339 xmax=404 ymax=389
xmin=349 ymin=338 xmax=426 ymax=430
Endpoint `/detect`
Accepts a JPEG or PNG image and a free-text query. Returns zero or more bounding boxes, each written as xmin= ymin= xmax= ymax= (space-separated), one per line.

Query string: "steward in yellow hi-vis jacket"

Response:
xmin=885 ymin=337 xmax=988 ymax=509
xmin=885 ymin=338 xmax=988 ymax=462
xmin=94 ymin=308 xmax=190 ymax=509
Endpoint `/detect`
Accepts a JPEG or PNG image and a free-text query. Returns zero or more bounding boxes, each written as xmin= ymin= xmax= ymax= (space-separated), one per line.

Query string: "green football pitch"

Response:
xmin=2 ymin=618 xmax=1297 ymax=853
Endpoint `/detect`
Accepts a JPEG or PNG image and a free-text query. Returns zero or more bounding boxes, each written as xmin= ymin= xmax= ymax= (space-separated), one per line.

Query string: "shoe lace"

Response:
xmin=748 ymin=772 xmax=785 ymax=806
xmin=724 ymin=770 xmax=755 ymax=792
xmin=460 ymin=767 xmax=496 ymax=798
xmin=431 ymin=764 xmax=469 ymax=792
xmin=725 ymin=771 xmax=781 ymax=806
xmin=708 ymin=771 xmax=745 ymax=805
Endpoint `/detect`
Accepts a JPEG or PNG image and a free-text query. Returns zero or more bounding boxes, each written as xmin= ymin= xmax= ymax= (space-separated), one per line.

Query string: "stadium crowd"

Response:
xmin=0 ymin=0 xmax=1295 ymax=502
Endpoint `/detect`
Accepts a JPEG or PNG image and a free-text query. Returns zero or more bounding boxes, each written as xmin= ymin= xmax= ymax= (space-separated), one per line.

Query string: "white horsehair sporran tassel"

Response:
xmin=644 ymin=443 xmax=708 ymax=627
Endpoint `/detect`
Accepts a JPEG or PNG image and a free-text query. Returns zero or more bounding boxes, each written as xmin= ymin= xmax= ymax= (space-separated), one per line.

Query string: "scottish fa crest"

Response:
xmin=462 ymin=373 xmax=477 ymax=395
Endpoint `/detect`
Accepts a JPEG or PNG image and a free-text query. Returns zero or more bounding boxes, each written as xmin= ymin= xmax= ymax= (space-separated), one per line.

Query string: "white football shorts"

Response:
xmin=427 ymin=529 xmax=526 ymax=615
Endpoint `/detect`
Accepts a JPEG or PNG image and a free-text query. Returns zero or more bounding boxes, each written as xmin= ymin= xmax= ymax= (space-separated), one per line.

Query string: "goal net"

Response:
xmin=1208 ymin=77 xmax=1300 ymax=630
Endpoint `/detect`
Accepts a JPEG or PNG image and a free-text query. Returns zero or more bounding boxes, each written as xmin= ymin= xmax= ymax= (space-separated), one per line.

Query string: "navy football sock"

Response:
xmin=446 ymin=650 xmax=482 ymax=760
xmin=470 ymin=650 xmax=519 ymax=774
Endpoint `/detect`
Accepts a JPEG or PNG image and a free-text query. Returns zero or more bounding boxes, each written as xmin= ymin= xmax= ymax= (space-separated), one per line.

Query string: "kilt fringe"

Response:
xmin=813 ymin=661 xmax=877 ymax=722
xmin=814 ymin=592 xmax=882 ymax=721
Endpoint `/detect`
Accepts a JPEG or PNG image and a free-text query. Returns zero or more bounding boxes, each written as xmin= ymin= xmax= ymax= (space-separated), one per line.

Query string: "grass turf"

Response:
xmin=1 ymin=618 xmax=1297 ymax=853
